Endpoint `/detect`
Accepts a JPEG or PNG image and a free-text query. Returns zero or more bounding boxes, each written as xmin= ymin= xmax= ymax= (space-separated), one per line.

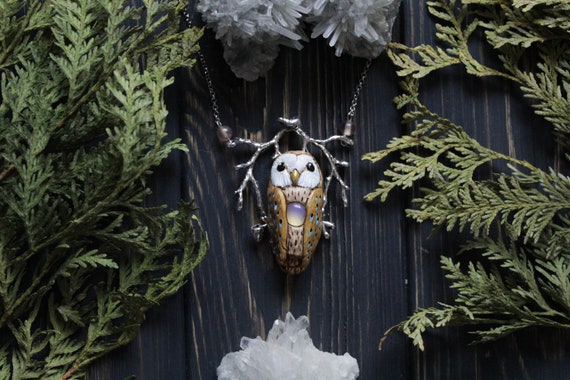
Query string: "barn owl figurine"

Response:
xmin=226 ymin=117 xmax=352 ymax=275
xmin=267 ymin=151 xmax=324 ymax=274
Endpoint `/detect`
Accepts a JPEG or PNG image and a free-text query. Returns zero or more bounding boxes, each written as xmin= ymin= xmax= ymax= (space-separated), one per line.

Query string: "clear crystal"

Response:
xmin=197 ymin=0 xmax=402 ymax=79
xmin=307 ymin=0 xmax=403 ymax=58
xmin=217 ymin=313 xmax=360 ymax=380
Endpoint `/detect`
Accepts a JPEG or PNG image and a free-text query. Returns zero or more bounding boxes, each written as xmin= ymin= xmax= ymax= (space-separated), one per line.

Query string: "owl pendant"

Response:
xmin=267 ymin=150 xmax=324 ymax=274
xmin=226 ymin=117 xmax=352 ymax=275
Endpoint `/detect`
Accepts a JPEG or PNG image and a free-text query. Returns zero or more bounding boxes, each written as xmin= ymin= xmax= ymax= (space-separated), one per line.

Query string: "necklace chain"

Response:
xmin=182 ymin=9 xmax=224 ymax=129
xmin=347 ymin=58 xmax=372 ymax=120
xmin=181 ymin=6 xmax=371 ymax=130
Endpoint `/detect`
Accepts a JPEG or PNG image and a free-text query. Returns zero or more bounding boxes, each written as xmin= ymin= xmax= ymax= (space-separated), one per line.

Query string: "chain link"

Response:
xmin=181 ymin=4 xmax=371 ymax=128
xmin=182 ymin=6 xmax=223 ymax=128
xmin=347 ymin=58 xmax=372 ymax=120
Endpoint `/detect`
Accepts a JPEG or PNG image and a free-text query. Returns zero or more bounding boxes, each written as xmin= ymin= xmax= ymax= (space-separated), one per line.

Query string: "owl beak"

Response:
xmin=290 ymin=169 xmax=300 ymax=185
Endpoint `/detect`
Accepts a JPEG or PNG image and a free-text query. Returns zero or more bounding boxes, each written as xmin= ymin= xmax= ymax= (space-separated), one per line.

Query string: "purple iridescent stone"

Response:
xmin=287 ymin=202 xmax=306 ymax=227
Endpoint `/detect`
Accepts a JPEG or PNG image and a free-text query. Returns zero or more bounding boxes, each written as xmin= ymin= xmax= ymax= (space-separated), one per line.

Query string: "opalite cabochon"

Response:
xmin=286 ymin=202 xmax=306 ymax=227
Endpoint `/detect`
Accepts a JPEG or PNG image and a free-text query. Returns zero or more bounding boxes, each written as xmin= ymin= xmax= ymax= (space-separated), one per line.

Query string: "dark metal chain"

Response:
xmin=181 ymin=5 xmax=371 ymax=129
xmin=347 ymin=58 xmax=372 ymax=120
xmin=182 ymin=6 xmax=223 ymax=129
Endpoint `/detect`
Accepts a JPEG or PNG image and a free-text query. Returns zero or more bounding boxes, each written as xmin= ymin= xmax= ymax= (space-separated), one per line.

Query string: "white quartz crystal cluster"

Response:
xmin=197 ymin=0 xmax=402 ymax=80
xmin=307 ymin=0 xmax=402 ymax=58
xmin=197 ymin=0 xmax=308 ymax=80
xmin=217 ymin=312 xmax=360 ymax=380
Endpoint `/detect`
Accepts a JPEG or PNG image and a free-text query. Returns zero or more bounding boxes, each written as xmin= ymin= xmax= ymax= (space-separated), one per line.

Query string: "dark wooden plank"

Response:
xmin=87 ymin=1 xmax=570 ymax=379
xmin=180 ymin=24 xmax=410 ymax=377
xmin=402 ymin=1 xmax=570 ymax=380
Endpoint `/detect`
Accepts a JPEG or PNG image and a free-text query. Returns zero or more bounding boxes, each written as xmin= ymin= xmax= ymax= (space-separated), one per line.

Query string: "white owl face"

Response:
xmin=270 ymin=151 xmax=322 ymax=188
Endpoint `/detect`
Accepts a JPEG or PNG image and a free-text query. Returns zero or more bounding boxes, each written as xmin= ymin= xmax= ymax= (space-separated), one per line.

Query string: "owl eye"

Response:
xmin=306 ymin=162 xmax=315 ymax=172
xmin=277 ymin=162 xmax=286 ymax=172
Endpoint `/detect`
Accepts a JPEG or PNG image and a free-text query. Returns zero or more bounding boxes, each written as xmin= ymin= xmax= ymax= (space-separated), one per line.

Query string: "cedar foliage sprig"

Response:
xmin=0 ymin=1 xmax=206 ymax=378
xmin=364 ymin=0 xmax=570 ymax=350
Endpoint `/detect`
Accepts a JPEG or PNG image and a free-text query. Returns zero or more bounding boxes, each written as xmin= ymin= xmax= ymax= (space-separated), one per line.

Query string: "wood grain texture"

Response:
xmin=88 ymin=1 xmax=570 ymax=379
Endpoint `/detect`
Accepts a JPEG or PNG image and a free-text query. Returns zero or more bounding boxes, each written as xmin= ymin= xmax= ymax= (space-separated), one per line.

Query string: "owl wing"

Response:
xmin=267 ymin=182 xmax=288 ymax=262
xmin=304 ymin=186 xmax=324 ymax=258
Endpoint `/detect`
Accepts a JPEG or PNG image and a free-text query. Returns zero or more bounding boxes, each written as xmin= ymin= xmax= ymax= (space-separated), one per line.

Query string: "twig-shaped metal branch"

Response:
xmin=294 ymin=122 xmax=353 ymax=209
xmin=227 ymin=127 xmax=287 ymax=214
xmin=227 ymin=117 xmax=352 ymax=240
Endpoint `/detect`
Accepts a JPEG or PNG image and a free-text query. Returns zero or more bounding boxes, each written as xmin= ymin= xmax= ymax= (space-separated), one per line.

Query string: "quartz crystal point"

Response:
xmin=197 ymin=0 xmax=402 ymax=80
xmin=307 ymin=0 xmax=403 ymax=58
xmin=198 ymin=0 xmax=309 ymax=80
xmin=217 ymin=312 xmax=359 ymax=379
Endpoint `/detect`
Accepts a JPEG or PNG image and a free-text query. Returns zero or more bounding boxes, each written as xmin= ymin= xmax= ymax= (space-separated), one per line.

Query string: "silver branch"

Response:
xmin=227 ymin=117 xmax=353 ymax=240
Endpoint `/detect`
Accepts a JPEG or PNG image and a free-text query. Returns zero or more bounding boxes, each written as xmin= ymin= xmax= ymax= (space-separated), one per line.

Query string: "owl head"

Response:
xmin=270 ymin=150 xmax=322 ymax=188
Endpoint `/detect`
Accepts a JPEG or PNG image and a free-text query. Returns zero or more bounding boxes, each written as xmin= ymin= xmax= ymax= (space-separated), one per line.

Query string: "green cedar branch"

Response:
xmin=366 ymin=0 xmax=570 ymax=350
xmin=0 ymin=0 xmax=206 ymax=378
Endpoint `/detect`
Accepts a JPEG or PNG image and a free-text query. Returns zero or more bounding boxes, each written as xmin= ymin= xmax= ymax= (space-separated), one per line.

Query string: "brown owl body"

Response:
xmin=267 ymin=151 xmax=324 ymax=274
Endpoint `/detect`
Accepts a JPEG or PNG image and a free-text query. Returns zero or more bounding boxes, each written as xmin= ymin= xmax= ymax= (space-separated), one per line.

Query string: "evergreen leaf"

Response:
xmin=0 ymin=0 xmax=205 ymax=377
xmin=366 ymin=0 xmax=570 ymax=349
